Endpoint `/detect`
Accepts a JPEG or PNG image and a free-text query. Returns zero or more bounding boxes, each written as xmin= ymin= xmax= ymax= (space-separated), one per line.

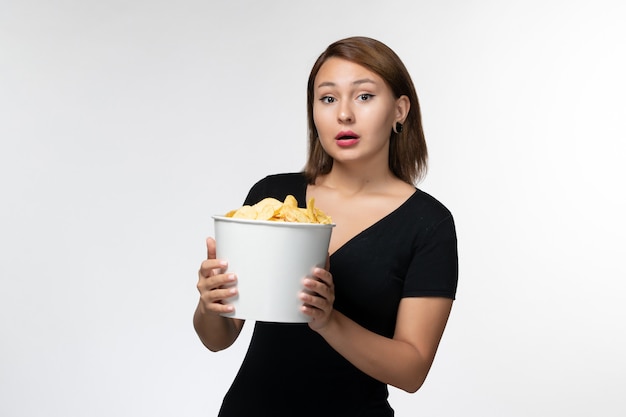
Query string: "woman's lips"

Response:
xmin=335 ymin=131 xmax=360 ymax=147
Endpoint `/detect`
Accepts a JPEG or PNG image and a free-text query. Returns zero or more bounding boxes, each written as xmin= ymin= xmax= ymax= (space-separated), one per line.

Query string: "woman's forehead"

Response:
xmin=315 ymin=58 xmax=383 ymax=88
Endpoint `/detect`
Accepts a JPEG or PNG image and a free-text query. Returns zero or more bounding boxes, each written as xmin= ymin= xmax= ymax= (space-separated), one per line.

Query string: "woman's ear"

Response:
xmin=395 ymin=95 xmax=410 ymax=124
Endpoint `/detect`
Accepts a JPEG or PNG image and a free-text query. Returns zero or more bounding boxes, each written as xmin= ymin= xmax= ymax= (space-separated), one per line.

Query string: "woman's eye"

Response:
xmin=358 ymin=93 xmax=374 ymax=101
xmin=320 ymin=96 xmax=335 ymax=104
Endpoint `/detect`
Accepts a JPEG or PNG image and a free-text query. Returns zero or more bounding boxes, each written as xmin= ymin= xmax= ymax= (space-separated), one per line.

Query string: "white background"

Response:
xmin=1 ymin=1 xmax=625 ymax=416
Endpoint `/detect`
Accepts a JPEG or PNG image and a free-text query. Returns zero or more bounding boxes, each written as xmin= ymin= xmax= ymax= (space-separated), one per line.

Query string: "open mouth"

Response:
xmin=334 ymin=131 xmax=360 ymax=147
xmin=335 ymin=131 xmax=360 ymax=141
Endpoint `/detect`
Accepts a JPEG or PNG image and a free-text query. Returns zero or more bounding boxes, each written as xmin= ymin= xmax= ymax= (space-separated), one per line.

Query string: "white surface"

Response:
xmin=213 ymin=216 xmax=333 ymax=323
xmin=1 ymin=1 xmax=625 ymax=416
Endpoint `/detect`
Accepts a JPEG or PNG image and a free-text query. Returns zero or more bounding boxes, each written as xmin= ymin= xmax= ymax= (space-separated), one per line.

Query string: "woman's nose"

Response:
xmin=338 ymin=103 xmax=354 ymax=123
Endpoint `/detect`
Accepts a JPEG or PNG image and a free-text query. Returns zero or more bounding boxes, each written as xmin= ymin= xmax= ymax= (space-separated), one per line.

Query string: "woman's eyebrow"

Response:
xmin=316 ymin=78 xmax=377 ymax=89
xmin=352 ymin=78 xmax=377 ymax=86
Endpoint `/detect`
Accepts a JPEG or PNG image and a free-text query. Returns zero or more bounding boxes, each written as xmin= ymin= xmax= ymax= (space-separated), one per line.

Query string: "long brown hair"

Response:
xmin=304 ymin=36 xmax=427 ymax=185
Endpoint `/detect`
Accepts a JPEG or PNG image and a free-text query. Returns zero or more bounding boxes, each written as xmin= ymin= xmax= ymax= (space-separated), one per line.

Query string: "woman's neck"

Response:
xmin=316 ymin=164 xmax=398 ymax=196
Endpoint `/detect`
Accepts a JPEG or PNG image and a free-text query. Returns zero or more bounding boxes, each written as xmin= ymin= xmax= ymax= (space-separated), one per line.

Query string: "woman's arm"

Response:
xmin=193 ymin=300 xmax=244 ymax=352
xmin=193 ymin=237 xmax=245 ymax=352
xmin=320 ymin=298 xmax=452 ymax=392
xmin=301 ymin=269 xmax=453 ymax=392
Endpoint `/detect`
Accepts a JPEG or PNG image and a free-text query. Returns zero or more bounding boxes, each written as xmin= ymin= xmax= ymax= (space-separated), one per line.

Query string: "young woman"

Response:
xmin=194 ymin=36 xmax=458 ymax=416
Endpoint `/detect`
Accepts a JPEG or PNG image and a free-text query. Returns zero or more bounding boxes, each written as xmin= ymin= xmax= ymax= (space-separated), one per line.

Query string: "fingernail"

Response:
xmin=219 ymin=260 xmax=228 ymax=267
xmin=227 ymin=274 xmax=236 ymax=281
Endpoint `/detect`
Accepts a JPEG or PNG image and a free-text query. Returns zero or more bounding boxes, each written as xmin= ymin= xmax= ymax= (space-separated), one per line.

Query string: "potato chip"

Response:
xmin=279 ymin=205 xmax=310 ymax=223
xmin=224 ymin=195 xmax=332 ymax=224
xmin=255 ymin=197 xmax=284 ymax=212
xmin=282 ymin=195 xmax=298 ymax=208
xmin=231 ymin=205 xmax=258 ymax=219
xmin=306 ymin=200 xmax=317 ymax=223
xmin=256 ymin=204 xmax=277 ymax=221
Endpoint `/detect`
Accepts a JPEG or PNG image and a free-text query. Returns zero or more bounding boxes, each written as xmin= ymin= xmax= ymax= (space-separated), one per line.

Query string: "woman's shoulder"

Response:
xmin=395 ymin=189 xmax=456 ymax=250
xmin=249 ymin=172 xmax=306 ymax=192
xmin=244 ymin=172 xmax=307 ymax=205
xmin=405 ymin=188 xmax=454 ymax=223
xmin=257 ymin=172 xmax=306 ymax=184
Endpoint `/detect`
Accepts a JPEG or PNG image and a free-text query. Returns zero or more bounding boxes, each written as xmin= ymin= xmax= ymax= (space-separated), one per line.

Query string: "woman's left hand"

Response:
xmin=299 ymin=266 xmax=335 ymax=331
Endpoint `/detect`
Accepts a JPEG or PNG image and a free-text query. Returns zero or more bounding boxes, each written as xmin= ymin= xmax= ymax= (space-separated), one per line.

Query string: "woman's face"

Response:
xmin=312 ymin=57 xmax=407 ymax=168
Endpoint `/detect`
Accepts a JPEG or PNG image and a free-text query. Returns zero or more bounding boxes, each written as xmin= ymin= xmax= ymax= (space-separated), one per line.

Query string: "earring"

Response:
xmin=394 ymin=122 xmax=404 ymax=134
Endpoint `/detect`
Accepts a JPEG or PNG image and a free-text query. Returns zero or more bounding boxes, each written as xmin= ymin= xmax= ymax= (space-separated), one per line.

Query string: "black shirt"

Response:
xmin=218 ymin=173 xmax=458 ymax=417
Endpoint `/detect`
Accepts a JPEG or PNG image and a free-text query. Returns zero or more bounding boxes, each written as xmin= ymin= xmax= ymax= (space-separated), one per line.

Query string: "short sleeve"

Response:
xmin=242 ymin=173 xmax=307 ymax=207
xmin=403 ymin=214 xmax=458 ymax=299
xmin=243 ymin=178 xmax=269 ymax=206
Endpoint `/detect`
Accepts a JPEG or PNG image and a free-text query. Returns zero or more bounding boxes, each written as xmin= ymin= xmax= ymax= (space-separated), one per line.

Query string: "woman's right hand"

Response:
xmin=196 ymin=237 xmax=238 ymax=315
